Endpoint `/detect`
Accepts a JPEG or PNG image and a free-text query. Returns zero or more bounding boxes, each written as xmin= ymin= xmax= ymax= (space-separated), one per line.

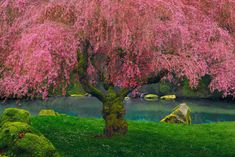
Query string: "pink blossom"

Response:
xmin=0 ymin=0 xmax=235 ymax=98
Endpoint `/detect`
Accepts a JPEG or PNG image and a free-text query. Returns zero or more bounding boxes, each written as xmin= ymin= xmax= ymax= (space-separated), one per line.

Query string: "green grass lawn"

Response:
xmin=31 ymin=116 xmax=235 ymax=157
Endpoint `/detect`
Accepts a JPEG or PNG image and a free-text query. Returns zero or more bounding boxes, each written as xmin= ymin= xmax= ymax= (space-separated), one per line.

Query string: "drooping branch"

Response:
xmin=77 ymin=40 xmax=105 ymax=102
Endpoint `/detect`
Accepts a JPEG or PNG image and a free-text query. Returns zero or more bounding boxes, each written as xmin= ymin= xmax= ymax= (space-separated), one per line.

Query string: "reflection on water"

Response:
xmin=0 ymin=97 xmax=235 ymax=124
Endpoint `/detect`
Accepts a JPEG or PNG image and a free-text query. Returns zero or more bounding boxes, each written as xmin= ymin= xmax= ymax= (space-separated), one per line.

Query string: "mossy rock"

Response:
xmin=0 ymin=122 xmax=59 ymax=157
xmin=38 ymin=110 xmax=64 ymax=116
xmin=0 ymin=122 xmax=40 ymax=149
xmin=144 ymin=94 xmax=159 ymax=101
xmin=161 ymin=103 xmax=192 ymax=124
xmin=12 ymin=133 xmax=60 ymax=157
xmin=0 ymin=108 xmax=30 ymax=126
xmin=70 ymin=93 xmax=90 ymax=97
xmin=39 ymin=110 xmax=57 ymax=116
xmin=160 ymin=95 xmax=176 ymax=100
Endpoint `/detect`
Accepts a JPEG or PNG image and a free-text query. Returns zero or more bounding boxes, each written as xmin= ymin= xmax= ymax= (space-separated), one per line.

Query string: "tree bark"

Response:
xmin=102 ymin=96 xmax=128 ymax=137
xmin=77 ymin=41 xmax=166 ymax=137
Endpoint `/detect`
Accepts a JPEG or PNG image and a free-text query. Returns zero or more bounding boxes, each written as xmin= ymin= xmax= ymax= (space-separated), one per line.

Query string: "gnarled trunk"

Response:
xmin=102 ymin=97 xmax=128 ymax=137
xmin=77 ymin=41 xmax=167 ymax=137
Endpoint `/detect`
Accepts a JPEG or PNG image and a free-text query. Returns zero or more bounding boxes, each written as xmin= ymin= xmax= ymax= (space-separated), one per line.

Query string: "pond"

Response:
xmin=1 ymin=96 xmax=235 ymax=124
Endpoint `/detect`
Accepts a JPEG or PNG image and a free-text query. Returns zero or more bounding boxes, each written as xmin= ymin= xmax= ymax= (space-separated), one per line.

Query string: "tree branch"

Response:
xmin=77 ymin=40 xmax=105 ymax=102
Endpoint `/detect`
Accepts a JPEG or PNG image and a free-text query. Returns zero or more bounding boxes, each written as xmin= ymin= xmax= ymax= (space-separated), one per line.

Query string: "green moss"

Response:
xmin=70 ymin=93 xmax=90 ymax=97
xmin=38 ymin=110 xmax=65 ymax=117
xmin=0 ymin=122 xmax=40 ymax=149
xmin=144 ymin=94 xmax=159 ymax=101
xmin=160 ymin=95 xmax=176 ymax=100
xmin=103 ymin=99 xmax=128 ymax=136
xmin=39 ymin=110 xmax=56 ymax=116
xmin=0 ymin=108 xmax=60 ymax=157
xmin=0 ymin=108 xmax=30 ymax=126
xmin=12 ymin=133 xmax=60 ymax=157
xmin=0 ymin=122 xmax=59 ymax=157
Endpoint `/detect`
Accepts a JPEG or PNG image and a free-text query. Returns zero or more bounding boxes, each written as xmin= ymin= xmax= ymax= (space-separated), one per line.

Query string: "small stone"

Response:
xmin=160 ymin=95 xmax=176 ymax=100
xmin=124 ymin=96 xmax=130 ymax=101
xmin=144 ymin=94 xmax=159 ymax=101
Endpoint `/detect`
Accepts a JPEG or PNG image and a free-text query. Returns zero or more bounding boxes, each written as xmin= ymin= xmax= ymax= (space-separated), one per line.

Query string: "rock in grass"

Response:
xmin=160 ymin=95 xmax=176 ymax=100
xmin=160 ymin=103 xmax=192 ymax=124
xmin=144 ymin=94 xmax=159 ymax=101
xmin=39 ymin=110 xmax=57 ymax=116
xmin=38 ymin=109 xmax=64 ymax=116
xmin=0 ymin=122 xmax=59 ymax=157
xmin=0 ymin=108 xmax=30 ymax=126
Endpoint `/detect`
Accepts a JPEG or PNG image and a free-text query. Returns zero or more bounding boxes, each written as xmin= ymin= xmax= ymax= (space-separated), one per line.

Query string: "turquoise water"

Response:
xmin=1 ymin=97 xmax=235 ymax=124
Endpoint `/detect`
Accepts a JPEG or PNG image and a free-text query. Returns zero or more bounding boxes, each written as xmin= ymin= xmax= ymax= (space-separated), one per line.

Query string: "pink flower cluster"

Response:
xmin=0 ymin=0 xmax=235 ymax=98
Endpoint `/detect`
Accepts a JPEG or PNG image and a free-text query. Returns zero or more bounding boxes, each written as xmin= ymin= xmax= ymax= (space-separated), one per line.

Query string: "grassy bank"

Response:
xmin=31 ymin=116 xmax=235 ymax=157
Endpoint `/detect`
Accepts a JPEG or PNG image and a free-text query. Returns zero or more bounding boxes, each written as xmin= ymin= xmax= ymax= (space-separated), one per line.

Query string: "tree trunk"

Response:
xmin=102 ymin=97 xmax=128 ymax=137
xmin=77 ymin=41 xmax=167 ymax=137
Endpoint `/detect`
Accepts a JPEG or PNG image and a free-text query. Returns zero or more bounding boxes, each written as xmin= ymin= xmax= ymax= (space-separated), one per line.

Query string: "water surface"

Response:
xmin=1 ymin=97 xmax=235 ymax=124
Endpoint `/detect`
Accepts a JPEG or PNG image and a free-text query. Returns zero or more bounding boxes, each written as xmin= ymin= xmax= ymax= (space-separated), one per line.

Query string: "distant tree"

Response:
xmin=0 ymin=0 xmax=235 ymax=136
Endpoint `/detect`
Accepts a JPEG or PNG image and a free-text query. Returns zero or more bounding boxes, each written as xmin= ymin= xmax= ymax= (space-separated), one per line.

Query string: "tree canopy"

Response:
xmin=0 ymin=0 xmax=235 ymax=99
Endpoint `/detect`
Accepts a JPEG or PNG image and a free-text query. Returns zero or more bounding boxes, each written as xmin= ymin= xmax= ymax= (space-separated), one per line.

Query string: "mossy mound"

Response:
xmin=38 ymin=109 xmax=65 ymax=117
xmin=0 ymin=108 xmax=30 ymax=126
xmin=12 ymin=133 xmax=60 ymax=157
xmin=144 ymin=94 xmax=159 ymax=101
xmin=0 ymin=108 xmax=60 ymax=157
xmin=0 ymin=122 xmax=39 ymax=148
xmin=0 ymin=122 xmax=59 ymax=157
xmin=39 ymin=110 xmax=57 ymax=116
